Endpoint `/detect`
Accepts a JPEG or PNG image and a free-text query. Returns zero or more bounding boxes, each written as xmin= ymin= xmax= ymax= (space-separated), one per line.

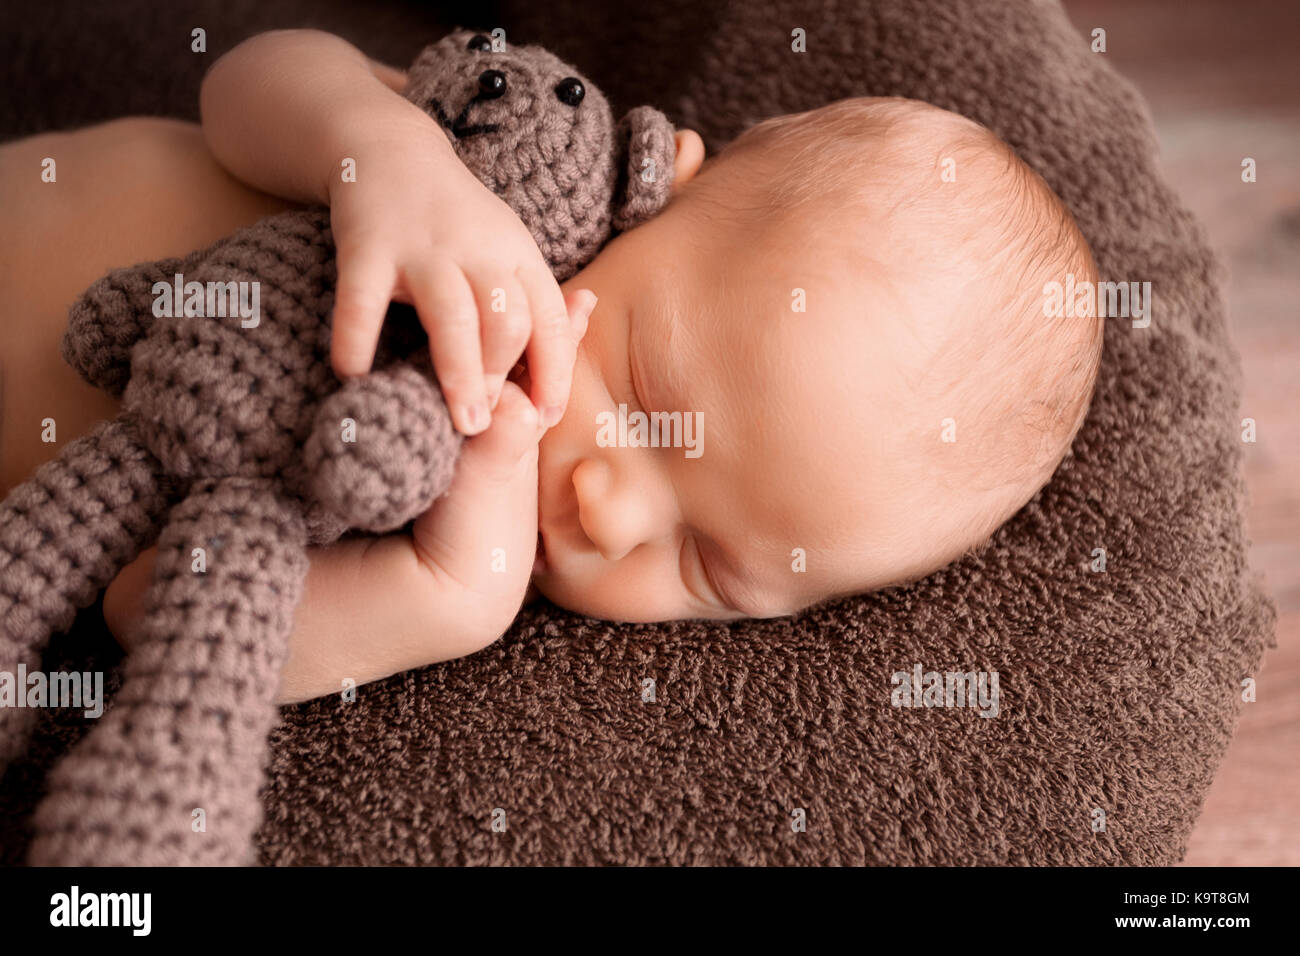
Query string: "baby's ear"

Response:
xmin=613 ymin=106 xmax=676 ymax=232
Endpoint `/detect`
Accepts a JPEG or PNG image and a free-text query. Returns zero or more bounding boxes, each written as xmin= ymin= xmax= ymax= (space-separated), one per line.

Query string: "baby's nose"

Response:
xmin=478 ymin=70 xmax=507 ymax=99
xmin=572 ymin=458 xmax=654 ymax=563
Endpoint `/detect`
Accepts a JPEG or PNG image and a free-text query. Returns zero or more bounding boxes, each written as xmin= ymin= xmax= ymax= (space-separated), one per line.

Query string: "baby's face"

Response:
xmin=533 ymin=169 xmax=965 ymax=621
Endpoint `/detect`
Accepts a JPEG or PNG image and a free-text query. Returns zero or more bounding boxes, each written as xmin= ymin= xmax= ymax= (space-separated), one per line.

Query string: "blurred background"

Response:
xmin=1062 ymin=0 xmax=1298 ymax=865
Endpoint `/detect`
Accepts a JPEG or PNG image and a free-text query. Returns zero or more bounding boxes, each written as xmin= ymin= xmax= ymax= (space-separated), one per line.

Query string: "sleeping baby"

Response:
xmin=0 ymin=30 xmax=1100 ymax=703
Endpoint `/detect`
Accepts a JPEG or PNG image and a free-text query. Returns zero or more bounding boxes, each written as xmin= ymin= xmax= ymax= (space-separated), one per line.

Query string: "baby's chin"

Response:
xmin=525 ymin=566 xmax=608 ymax=618
xmin=523 ymin=574 xmax=568 ymax=613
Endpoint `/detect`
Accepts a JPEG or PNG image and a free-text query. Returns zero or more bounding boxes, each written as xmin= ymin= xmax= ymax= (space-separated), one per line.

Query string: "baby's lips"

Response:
xmin=533 ymin=530 xmax=548 ymax=576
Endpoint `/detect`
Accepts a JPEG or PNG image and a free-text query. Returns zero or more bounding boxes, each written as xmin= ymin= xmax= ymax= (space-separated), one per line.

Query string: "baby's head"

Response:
xmin=534 ymin=96 xmax=1101 ymax=621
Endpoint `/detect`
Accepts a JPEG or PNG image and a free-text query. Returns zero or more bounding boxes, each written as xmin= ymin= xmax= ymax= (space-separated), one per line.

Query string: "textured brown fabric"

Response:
xmin=0 ymin=0 xmax=1276 ymax=866
xmin=30 ymin=478 xmax=310 ymax=865
xmin=0 ymin=31 xmax=675 ymax=865
xmin=2 ymin=204 xmax=457 ymax=864
xmin=0 ymin=421 xmax=172 ymax=768
xmin=253 ymin=0 xmax=1275 ymax=865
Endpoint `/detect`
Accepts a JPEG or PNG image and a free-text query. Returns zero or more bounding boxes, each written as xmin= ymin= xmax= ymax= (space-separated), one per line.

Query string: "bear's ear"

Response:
xmin=613 ymin=106 xmax=676 ymax=232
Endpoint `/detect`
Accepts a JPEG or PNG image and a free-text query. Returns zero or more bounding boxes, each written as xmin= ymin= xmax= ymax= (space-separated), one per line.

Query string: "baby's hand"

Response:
xmin=406 ymin=378 xmax=543 ymax=647
xmin=404 ymin=284 xmax=587 ymax=647
xmin=327 ymin=127 xmax=588 ymax=436
xmin=102 ymin=377 xmax=540 ymax=699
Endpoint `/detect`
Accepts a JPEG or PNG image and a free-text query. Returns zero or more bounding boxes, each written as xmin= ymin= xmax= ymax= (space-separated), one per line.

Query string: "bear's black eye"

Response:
xmin=466 ymin=34 xmax=492 ymax=53
xmin=555 ymin=77 xmax=585 ymax=106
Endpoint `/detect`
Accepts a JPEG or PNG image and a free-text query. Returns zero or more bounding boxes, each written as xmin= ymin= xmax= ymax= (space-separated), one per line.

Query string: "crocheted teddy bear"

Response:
xmin=0 ymin=29 xmax=676 ymax=865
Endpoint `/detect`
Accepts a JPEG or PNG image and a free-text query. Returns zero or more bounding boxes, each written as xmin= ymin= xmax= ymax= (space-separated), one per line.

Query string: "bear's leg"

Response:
xmin=28 ymin=476 xmax=308 ymax=866
xmin=0 ymin=418 xmax=170 ymax=770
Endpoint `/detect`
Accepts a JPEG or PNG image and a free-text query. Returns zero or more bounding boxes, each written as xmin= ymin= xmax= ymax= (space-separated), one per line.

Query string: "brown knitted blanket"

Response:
xmin=0 ymin=0 xmax=1275 ymax=865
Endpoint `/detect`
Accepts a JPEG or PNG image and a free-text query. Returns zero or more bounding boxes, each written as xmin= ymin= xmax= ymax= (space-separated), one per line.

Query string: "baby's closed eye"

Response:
xmin=680 ymin=534 xmax=736 ymax=614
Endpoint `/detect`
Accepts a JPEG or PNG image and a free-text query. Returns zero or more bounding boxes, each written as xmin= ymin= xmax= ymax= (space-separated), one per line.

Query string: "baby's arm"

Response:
xmin=202 ymin=30 xmax=583 ymax=433
xmin=199 ymin=29 xmax=420 ymax=207
xmin=102 ymin=372 xmax=566 ymax=704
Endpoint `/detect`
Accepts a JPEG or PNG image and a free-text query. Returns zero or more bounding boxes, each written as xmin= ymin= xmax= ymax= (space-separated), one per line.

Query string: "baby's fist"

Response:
xmin=409 ymin=380 xmax=541 ymax=653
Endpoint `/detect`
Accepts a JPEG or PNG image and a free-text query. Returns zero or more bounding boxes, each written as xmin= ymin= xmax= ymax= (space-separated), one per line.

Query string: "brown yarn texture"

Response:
xmin=253 ymin=0 xmax=1274 ymax=865
xmin=0 ymin=0 xmax=1277 ymax=866
xmin=0 ymin=30 xmax=676 ymax=865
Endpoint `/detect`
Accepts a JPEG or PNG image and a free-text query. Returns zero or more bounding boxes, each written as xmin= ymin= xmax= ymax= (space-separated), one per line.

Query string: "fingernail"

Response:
xmin=486 ymin=375 xmax=505 ymax=407
xmin=462 ymin=403 xmax=489 ymax=433
xmin=541 ymin=404 xmax=565 ymax=429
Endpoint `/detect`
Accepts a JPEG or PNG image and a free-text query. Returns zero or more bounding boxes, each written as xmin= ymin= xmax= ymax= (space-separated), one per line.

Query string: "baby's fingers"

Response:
xmin=455 ymin=380 xmax=540 ymax=478
xmin=411 ymin=382 xmax=539 ymax=595
xmin=520 ymin=268 xmax=591 ymax=428
xmin=409 ymin=261 xmax=490 ymax=436
xmin=332 ymin=243 xmax=397 ymax=378
xmin=478 ymin=277 xmax=531 ymax=409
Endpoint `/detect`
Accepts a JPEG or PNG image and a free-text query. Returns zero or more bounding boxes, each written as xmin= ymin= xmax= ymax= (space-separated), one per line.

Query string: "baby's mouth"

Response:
xmin=534 ymin=529 xmax=547 ymax=576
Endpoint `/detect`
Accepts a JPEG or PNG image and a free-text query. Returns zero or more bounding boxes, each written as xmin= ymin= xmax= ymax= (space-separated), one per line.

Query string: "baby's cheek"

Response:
xmin=537 ymin=385 xmax=600 ymax=473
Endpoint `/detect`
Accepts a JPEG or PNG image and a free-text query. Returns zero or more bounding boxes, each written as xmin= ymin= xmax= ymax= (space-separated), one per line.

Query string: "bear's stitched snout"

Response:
xmin=427 ymin=86 xmax=502 ymax=140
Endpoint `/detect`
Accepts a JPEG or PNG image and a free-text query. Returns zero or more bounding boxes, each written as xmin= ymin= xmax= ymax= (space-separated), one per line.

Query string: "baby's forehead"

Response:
xmin=644 ymin=255 xmax=911 ymax=461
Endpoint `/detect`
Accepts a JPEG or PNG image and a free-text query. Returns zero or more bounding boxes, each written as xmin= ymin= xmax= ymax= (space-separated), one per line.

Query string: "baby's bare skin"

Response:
xmin=3 ymin=33 xmax=1094 ymax=705
xmin=0 ymin=117 xmax=293 ymax=494
xmin=0 ymin=118 xmax=475 ymax=704
xmin=1 ymin=114 xmax=558 ymax=704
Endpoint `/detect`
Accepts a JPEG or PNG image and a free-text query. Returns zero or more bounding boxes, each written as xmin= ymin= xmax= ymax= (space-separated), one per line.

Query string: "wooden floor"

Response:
xmin=1065 ymin=0 xmax=1299 ymax=866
